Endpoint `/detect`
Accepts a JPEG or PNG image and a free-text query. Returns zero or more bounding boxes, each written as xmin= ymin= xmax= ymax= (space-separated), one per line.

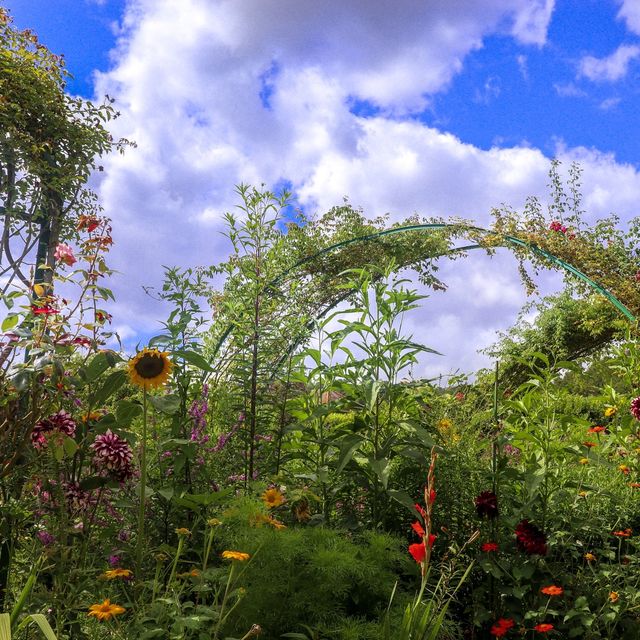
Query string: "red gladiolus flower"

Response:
xmin=411 ymin=521 xmax=425 ymax=537
xmin=429 ymin=488 xmax=436 ymax=505
xmin=482 ymin=541 xmax=499 ymax=552
xmin=409 ymin=542 xmax=426 ymax=563
xmin=428 ymin=533 xmax=436 ymax=548
xmin=414 ymin=503 xmax=426 ymax=518
xmin=534 ymin=623 xmax=554 ymax=633
xmin=541 ymin=585 xmax=563 ymax=596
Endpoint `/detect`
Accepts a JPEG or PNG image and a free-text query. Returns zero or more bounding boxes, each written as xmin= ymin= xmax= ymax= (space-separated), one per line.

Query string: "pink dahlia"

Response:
xmin=31 ymin=411 xmax=76 ymax=449
xmin=630 ymin=397 xmax=640 ymax=421
xmin=54 ymin=243 xmax=77 ymax=266
xmin=91 ymin=430 xmax=134 ymax=480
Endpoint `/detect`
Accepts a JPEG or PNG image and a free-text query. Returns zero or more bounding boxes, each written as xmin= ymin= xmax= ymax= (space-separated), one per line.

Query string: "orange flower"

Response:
xmin=88 ymin=599 xmax=125 ymax=621
xmin=101 ymin=568 xmax=132 ymax=580
xmin=582 ymin=441 xmax=597 ymax=448
xmin=613 ymin=529 xmax=632 ymax=538
xmin=222 ymin=550 xmax=250 ymax=561
xmin=587 ymin=425 xmax=606 ymax=433
xmin=609 ymin=591 xmax=619 ymax=603
xmin=534 ymin=623 xmax=554 ymax=633
xmin=584 ymin=552 xmax=596 ymax=562
xmin=619 ymin=464 xmax=630 ymax=475
xmin=261 ymin=488 xmax=285 ymax=508
xmin=628 ymin=482 xmax=640 ymax=488
xmin=540 ymin=585 xmax=563 ymax=596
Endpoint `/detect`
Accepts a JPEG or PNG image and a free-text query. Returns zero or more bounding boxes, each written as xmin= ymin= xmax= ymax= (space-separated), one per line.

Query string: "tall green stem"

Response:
xmin=136 ymin=387 xmax=148 ymax=575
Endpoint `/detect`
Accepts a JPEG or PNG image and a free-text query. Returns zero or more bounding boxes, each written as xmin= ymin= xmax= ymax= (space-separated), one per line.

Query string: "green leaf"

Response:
xmin=388 ymin=489 xmax=418 ymax=514
xmin=62 ymin=436 xmax=78 ymax=458
xmin=90 ymin=370 xmax=127 ymax=405
xmin=334 ymin=434 xmax=365 ymax=474
xmin=1 ymin=314 xmax=18 ymax=332
xmin=149 ymin=394 xmax=180 ymax=414
xmin=172 ymin=349 xmax=215 ymax=372
xmin=369 ymin=457 xmax=391 ymax=489
xmin=26 ymin=615 xmax=58 ymax=640
xmin=0 ymin=613 xmax=10 ymax=640
xmin=115 ymin=399 xmax=142 ymax=424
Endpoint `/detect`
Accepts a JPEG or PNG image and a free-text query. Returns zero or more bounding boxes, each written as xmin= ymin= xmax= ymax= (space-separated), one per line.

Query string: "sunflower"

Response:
xmin=128 ymin=348 xmax=172 ymax=390
xmin=88 ymin=599 xmax=125 ymax=621
xmin=261 ymin=487 xmax=284 ymax=508
xmin=222 ymin=550 xmax=250 ymax=561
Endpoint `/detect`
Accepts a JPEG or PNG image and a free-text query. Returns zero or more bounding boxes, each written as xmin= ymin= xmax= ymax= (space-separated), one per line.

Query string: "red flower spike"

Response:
xmin=428 ymin=533 xmax=436 ymax=548
xmin=408 ymin=542 xmax=426 ymax=563
xmin=411 ymin=521 xmax=425 ymax=537
xmin=482 ymin=541 xmax=499 ymax=552
xmin=534 ymin=623 xmax=554 ymax=633
xmin=429 ymin=488 xmax=436 ymax=505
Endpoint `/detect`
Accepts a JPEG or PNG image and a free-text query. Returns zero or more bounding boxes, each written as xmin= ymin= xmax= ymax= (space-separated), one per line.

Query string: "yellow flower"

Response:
xmin=437 ymin=418 xmax=452 ymax=432
xmin=207 ymin=518 xmax=222 ymax=527
xmin=605 ymin=406 xmax=617 ymax=417
xmin=579 ymin=458 xmax=589 ymax=465
xmin=175 ymin=527 xmax=191 ymax=536
xmin=269 ymin=517 xmax=286 ymax=530
xmin=33 ymin=283 xmax=46 ymax=297
xmin=618 ymin=464 xmax=630 ymax=475
xmin=578 ymin=490 xmax=588 ymax=498
xmin=101 ymin=568 xmax=132 ymax=580
xmin=128 ymin=348 xmax=172 ymax=390
xmin=88 ymin=599 xmax=125 ymax=621
xmin=82 ymin=411 xmax=103 ymax=422
xmin=222 ymin=550 xmax=250 ymax=561
xmin=609 ymin=591 xmax=619 ymax=603
xmin=584 ymin=552 xmax=596 ymax=562
xmin=261 ymin=488 xmax=285 ymax=508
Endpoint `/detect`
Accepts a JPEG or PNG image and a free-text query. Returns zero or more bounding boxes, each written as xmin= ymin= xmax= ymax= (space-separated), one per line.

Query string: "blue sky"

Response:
xmin=5 ymin=0 xmax=640 ymax=375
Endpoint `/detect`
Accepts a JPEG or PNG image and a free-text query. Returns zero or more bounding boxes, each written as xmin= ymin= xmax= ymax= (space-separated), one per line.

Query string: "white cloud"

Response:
xmin=617 ymin=0 xmax=640 ymax=35
xmin=553 ymin=82 xmax=587 ymax=97
xmin=579 ymin=43 xmax=640 ymax=82
xmin=89 ymin=0 xmax=640 ymax=369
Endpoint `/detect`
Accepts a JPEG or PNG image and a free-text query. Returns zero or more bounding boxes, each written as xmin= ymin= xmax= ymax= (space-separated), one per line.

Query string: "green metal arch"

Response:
xmin=211 ymin=222 xmax=635 ymax=363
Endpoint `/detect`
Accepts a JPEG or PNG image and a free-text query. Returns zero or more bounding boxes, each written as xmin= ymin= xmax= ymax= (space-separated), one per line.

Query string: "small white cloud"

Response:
xmin=599 ymin=96 xmax=622 ymax=110
xmin=579 ymin=43 xmax=640 ymax=82
xmin=553 ymin=82 xmax=587 ymax=97
xmin=517 ymin=54 xmax=529 ymax=80
xmin=474 ymin=75 xmax=502 ymax=104
xmin=510 ymin=0 xmax=555 ymax=46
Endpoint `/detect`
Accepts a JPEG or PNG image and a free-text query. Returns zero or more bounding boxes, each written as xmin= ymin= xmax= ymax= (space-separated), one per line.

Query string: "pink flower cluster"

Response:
xmin=54 ymin=243 xmax=77 ymax=267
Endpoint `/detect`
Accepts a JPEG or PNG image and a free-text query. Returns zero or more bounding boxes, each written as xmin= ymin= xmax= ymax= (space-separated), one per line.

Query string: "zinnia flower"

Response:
xmin=175 ymin=527 xmax=191 ymax=536
xmin=534 ymin=623 xmax=554 ymax=633
xmin=261 ymin=487 xmax=285 ymax=508
xmin=128 ymin=348 xmax=172 ymax=390
xmin=579 ymin=458 xmax=589 ymax=465
xmin=604 ymin=406 xmax=617 ymax=417
xmin=481 ymin=542 xmax=499 ymax=552
xmin=540 ymin=585 xmax=563 ymax=596
xmin=631 ymin=397 xmax=640 ymax=421
xmin=612 ymin=529 xmax=632 ymax=538
xmin=609 ymin=591 xmax=619 ymax=603
xmin=490 ymin=618 xmax=515 ymax=637
xmin=582 ymin=441 xmax=597 ymax=448
xmin=587 ymin=425 xmax=606 ymax=434
xmin=91 ymin=430 xmax=133 ymax=480
xmin=222 ymin=550 xmax=250 ymax=561
xmin=515 ymin=520 xmax=547 ymax=556
xmin=101 ymin=568 xmax=132 ymax=580
xmin=88 ymin=599 xmax=125 ymax=621
xmin=475 ymin=491 xmax=499 ymax=519
xmin=31 ymin=411 xmax=76 ymax=449
xmin=584 ymin=552 xmax=596 ymax=562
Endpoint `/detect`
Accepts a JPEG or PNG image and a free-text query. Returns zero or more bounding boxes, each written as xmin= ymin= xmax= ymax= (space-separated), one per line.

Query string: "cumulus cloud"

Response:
xmin=579 ymin=43 xmax=640 ymax=82
xmin=90 ymin=0 xmax=640 ymax=372
xmin=617 ymin=0 xmax=640 ymax=35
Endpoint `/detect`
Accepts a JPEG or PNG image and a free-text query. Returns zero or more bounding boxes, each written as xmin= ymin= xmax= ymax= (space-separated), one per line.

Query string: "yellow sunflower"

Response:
xmin=101 ymin=568 xmax=132 ymax=580
xmin=88 ymin=599 xmax=125 ymax=621
xmin=128 ymin=348 xmax=172 ymax=390
xmin=261 ymin=487 xmax=285 ymax=508
xmin=222 ymin=550 xmax=250 ymax=561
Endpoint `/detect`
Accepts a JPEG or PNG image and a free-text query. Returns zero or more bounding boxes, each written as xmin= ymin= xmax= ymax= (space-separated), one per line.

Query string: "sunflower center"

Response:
xmin=134 ymin=354 xmax=165 ymax=379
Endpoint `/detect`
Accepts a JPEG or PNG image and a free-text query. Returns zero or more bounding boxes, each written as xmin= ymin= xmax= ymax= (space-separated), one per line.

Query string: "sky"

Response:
xmin=5 ymin=0 xmax=640 ymax=379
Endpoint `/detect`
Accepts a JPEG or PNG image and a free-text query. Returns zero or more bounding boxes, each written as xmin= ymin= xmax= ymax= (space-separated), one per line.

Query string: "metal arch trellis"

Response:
xmin=209 ymin=222 xmax=635 ymax=369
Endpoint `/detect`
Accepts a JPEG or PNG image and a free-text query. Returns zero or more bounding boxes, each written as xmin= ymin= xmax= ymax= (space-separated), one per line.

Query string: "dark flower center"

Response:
xmin=134 ymin=354 xmax=165 ymax=379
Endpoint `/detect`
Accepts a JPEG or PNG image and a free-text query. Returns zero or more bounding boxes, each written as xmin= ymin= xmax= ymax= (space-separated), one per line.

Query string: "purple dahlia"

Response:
xmin=630 ymin=397 xmax=640 ymax=421
xmin=31 ymin=411 xmax=76 ymax=449
xmin=91 ymin=430 xmax=134 ymax=480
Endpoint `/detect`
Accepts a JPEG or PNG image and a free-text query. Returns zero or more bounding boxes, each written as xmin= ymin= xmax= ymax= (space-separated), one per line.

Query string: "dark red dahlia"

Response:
xmin=64 ymin=481 xmax=97 ymax=514
xmin=91 ymin=430 xmax=134 ymax=480
xmin=31 ymin=411 xmax=77 ymax=449
xmin=631 ymin=397 xmax=640 ymax=421
xmin=515 ymin=519 xmax=547 ymax=555
xmin=475 ymin=490 xmax=499 ymax=519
